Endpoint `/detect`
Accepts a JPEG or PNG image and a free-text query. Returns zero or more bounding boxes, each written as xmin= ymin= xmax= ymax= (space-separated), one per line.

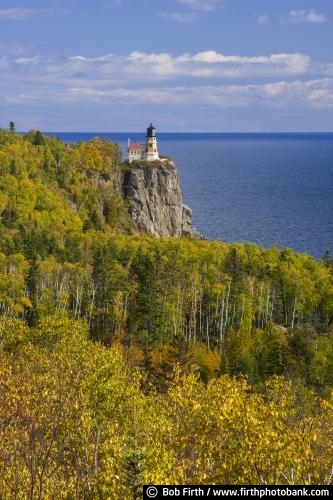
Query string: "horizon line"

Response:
xmin=40 ymin=130 xmax=333 ymax=134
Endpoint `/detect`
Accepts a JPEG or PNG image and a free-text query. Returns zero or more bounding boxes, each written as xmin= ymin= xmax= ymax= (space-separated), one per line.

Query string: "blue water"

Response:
xmin=47 ymin=132 xmax=333 ymax=258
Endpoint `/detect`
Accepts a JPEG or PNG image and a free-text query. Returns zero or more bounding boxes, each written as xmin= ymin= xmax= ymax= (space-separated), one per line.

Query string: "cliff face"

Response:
xmin=117 ymin=160 xmax=197 ymax=237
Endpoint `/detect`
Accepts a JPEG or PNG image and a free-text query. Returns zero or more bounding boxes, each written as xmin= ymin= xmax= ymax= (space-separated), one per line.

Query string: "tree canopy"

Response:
xmin=0 ymin=128 xmax=332 ymax=492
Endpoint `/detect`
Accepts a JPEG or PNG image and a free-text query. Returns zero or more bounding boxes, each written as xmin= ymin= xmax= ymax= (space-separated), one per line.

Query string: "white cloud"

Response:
xmin=1 ymin=50 xmax=314 ymax=84
xmin=0 ymin=50 xmax=315 ymax=104
xmin=2 ymin=50 xmax=333 ymax=114
xmin=0 ymin=8 xmax=36 ymax=20
xmin=257 ymin=15 xmax=268 ymax=26
xmin=176 ymin=0 xmax=219 ymax=12
xmin=282 ymin=9 xmax=328 ymax=25
xmin=308 ymin=89 xmax=333 ymax=107
xmin=123 ymin=50 xmax=310 ymax=78
xmin=0 ymin=6 xmax=69 ymax=21
xmin=262 ymin=79 xmax=333 ymax=108
xmin=159 ymin=11 xmax=197 ymax=23
xmin=6 ymin=79 xmax=333 ymax=110
xmin=65 ymin=79 xmax=333 ymax=110
xmin=14 ymin=56 xmax=44 ymax=66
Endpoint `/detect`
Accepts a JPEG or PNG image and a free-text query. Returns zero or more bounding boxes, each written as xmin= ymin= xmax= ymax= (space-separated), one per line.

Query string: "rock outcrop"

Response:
xmin=117 ymin=159 xmax=197 ymax=237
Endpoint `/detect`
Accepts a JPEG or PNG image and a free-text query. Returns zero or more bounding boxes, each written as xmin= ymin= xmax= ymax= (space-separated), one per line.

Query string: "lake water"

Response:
xmin=51 ymin=132 xmax=333 ymax=259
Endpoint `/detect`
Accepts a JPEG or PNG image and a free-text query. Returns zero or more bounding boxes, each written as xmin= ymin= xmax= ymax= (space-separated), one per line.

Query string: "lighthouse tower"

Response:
xmin=144 ymin=123 xmax=159 ymax=161
xmin=127 ymin=123 xmax=160 ymax=163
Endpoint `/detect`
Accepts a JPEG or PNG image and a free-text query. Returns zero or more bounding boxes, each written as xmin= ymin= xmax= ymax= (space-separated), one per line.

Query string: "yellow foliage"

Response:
xmin=20 ymin=296 xmax=33 ymax=308
xmin=0 ymin=317 xmax=332 ymax=493
xmin=192 ymin=343 xmax=220 ymax=378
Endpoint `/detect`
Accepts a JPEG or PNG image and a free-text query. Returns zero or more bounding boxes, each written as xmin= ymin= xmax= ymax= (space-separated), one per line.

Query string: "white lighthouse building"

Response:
xmin=127 ymin=123 xmax=160 ymax=163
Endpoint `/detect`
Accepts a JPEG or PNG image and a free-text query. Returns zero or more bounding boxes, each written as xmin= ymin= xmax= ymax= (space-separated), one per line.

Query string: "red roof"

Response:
xmin=129 ymin=143 xmax=143 ymax=150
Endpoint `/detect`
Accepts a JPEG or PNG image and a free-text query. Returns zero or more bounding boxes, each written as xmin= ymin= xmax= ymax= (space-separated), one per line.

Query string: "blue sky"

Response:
xmin=1 ymin=0 xmax=333 ymax=131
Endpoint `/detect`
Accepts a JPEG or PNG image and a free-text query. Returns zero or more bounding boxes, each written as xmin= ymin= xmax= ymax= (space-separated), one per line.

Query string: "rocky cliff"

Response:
xmin=116 ymin=159 xmax=197 ymax=237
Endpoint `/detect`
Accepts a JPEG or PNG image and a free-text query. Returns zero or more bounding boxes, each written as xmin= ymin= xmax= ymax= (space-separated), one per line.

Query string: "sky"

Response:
xmin=0 ymin=0 xmax=333 ymax=132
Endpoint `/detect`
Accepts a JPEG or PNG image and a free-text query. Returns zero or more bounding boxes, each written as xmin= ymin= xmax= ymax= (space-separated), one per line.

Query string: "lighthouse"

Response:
xmin=127 ymin=123 xmax=160 ymax=163
xmin=145 ymin=123 xmax=159 ymax=161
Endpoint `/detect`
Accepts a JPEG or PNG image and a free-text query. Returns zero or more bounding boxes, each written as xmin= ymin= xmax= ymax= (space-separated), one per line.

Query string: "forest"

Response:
xmin=0 ymin=127 xmax=332 ymax=496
